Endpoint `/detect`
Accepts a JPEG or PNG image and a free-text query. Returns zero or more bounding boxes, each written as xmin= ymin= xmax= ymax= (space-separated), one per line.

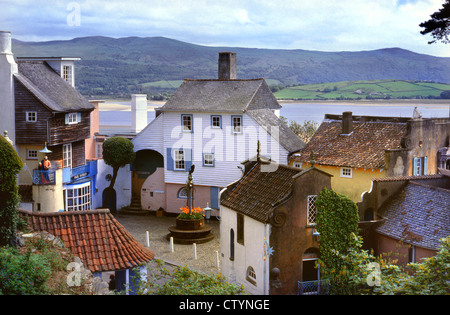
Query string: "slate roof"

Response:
xmin=247 ymin=109 xmax=305 ymax=154
xmin=160 ymin=78 xmax=281 ymax=113
xmin=375 ymin=181 xmax=450 ymax=250
xmin=290 ymin=117 xmax=407 ymax=169
xmin=19 ymin=209 xmax=154 ymax=273
xmin=220 ymin=160 xmax=303 ymax=223
xmin=15 ymin=61 xmax=94 ymax=113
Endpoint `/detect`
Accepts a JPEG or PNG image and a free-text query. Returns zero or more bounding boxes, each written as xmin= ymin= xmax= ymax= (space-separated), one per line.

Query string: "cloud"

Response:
xmin=1 ymin=0 xmax=448 ymax=57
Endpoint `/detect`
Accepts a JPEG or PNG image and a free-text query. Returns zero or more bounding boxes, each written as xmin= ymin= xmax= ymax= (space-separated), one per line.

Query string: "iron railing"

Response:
xmin=298 ymin=280 xmax=329 ymax=295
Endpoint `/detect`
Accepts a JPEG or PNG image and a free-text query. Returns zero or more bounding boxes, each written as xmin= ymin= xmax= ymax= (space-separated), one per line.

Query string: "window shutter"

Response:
xmin=413 ymin=158 xmax=418 ymax=176
xmin=166 ymin=148 xmax=174 ymax=171
xmin=423 ymin=156 xmax=428 ymax=175
xmin=77 ymin=112 xmax=81 ymax=123
xmin=184 ymin=148 xmax=192 ymax=171
xmin=65 ymin=113 xmax=69 ymax=124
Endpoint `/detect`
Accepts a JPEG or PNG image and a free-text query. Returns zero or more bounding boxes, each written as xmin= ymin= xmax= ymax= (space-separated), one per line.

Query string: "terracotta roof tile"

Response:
xmin=220 ymin=161 xmax=303 ymax=222
xmin=290 ymin=118 xmax=407 ymax=169
xmin=19 ymin=209 xmax=154 ymax=273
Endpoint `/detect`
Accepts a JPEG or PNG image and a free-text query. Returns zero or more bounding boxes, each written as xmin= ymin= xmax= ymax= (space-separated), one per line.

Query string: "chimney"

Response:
xmin=0 ymin=31 xmax=18 ymax=145
xmin=218 ymin=52 xmax=237 ymax=80
xmin=131 ymin=94 xmax=148 ymax=133
xmin=342 ymin=111 xmax=353 ymax=135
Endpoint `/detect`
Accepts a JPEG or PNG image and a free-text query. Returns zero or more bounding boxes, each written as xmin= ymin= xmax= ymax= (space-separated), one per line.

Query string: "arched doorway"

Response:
xmin=132 ymin=150 xmax=164 ymax=208
xmin=302 ymin=247 xmax=320 ymax=282
xmin=102 ymin=187 xmax=117 ymax=214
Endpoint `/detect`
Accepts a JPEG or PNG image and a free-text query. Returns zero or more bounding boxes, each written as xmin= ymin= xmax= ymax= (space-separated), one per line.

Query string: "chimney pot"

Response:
xmin=342 ymin=111 xmax=353 ymax=135
xmin=218 ymin=52 xmax=237 ymax=80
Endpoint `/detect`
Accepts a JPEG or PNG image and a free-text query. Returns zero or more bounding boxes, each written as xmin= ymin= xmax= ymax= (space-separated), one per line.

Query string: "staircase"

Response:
xmin=121 ymin=196 xmax=150 ymax=215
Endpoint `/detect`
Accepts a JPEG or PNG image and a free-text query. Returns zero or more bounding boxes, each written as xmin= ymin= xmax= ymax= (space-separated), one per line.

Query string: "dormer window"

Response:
xmin=63 ymin=65 xmax=73 ymax=85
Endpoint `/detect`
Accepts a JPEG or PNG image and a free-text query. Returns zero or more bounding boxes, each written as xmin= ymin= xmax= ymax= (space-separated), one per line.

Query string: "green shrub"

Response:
xmin=0 ymin=135 xmax=23 ymax=246
xmin=0 ymin=246 xmax=52 ymax=295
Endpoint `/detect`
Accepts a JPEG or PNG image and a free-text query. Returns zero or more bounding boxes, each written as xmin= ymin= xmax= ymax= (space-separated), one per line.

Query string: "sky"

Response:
xmin=1 ymin=0 xmax=449 ymax=57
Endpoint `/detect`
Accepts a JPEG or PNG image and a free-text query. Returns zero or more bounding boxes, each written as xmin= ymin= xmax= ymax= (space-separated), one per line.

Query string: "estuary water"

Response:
xmin=99 ymin=101 xmax=450 ymax=126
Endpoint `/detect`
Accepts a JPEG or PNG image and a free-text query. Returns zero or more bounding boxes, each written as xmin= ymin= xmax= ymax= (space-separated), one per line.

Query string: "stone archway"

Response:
xmin=131 ymin=150 xmax=164 ymax=209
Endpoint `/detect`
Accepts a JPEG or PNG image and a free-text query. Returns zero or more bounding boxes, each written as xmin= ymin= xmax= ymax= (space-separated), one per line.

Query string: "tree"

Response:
xmin=419 ymin=0 xmax=450 ymax=44
xmin=102 ymin=136 xmax=135 ymax=214
xmin=0 ymin=134 xmax=23 ymax=247
xmin=280 ymin=116 xmax=319 ymax=143
xmin=315 ymin=188 xmax=359 ymax=295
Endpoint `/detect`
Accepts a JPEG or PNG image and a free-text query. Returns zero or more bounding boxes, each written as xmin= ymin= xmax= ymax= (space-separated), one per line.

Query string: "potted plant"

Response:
xmin=176 ymin=206 xmax=205 ymax=230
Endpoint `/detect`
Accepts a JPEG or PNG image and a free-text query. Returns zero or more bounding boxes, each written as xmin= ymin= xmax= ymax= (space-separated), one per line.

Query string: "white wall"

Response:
xmin=134 ymin=111 xmax=288 ymax=188
xmin=93 ymin=159 xmax=132 ymax=210
xmin=220 ymin=204 xmax=270 ymax=295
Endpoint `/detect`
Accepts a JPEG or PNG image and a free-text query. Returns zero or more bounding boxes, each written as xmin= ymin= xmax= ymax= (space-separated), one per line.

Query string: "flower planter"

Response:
xmin=176 ymin=217 xmax=204 ymax=230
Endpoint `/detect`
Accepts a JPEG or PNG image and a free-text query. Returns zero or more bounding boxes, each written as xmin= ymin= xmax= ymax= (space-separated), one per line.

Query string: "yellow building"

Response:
xmin=289 ymin=111 xmax=450 ymax=212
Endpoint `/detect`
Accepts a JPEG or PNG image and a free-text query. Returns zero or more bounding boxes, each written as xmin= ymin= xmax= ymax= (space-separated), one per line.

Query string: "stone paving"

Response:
xmin=116 ymin=212 xmax=222 ymax=275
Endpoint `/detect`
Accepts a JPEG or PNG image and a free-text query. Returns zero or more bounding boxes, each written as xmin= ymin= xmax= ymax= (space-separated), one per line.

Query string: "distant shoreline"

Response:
xmin=97 ymin=98 xmax=449 ymax=111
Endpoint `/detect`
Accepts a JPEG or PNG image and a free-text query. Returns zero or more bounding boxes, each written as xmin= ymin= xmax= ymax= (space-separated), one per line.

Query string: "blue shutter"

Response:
xmin=65 ymin=113 xmax=69 ymax=124
xmin=184 ymin=148 xmax=192 ymax=171
xmin=423 ymin=156 xmax=428 ymax=175
xmin=77 ymin=112 xmax=81 ymax=123
xmin=413 ymin=158 xmax=418 ymax=176
xmin=210 ymin=186 xmax=219 ymax=209
xmin=166 ymin=148 xmax=174 ymax=171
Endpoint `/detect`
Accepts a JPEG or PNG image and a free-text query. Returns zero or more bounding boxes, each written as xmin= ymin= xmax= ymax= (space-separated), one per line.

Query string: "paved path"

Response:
xmin=116 ymin=213 xmax=222 ymax=276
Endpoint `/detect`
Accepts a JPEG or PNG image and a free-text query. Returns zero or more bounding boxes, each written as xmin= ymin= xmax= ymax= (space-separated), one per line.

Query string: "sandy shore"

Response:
xmin=98 ymin=99 xmax=448 ymax=111
xmin=98 ymin=101 xmax=165 ymax=111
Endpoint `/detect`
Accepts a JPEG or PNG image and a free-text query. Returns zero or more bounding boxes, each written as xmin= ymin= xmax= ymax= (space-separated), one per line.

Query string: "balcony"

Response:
xmin=32 ymin=170 xmax=56 ymax=185
xmin=298 ymin=280 xmax=329 ymax=295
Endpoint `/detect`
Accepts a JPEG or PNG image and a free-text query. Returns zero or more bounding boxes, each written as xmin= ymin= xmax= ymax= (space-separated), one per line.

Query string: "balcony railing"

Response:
xmin=32 ymin=170 xmax=56 ymax=185
xmin=298 ymin=280 xmax=329 ymax=295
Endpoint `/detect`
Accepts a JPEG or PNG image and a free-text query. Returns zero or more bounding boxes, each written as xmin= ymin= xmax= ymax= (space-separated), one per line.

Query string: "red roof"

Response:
xmin=19 ymin=209 xmax=154 ymax=273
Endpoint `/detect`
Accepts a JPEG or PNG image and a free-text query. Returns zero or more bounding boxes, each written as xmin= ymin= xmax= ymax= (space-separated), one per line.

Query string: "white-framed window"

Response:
xmin=203 ymin=153 xmax=215 ymax=167
xmin=26 ymin=111 xmax=37 ymax=122
xmin=65 ymin=112 xmax=81 ymax=125
xmin=63 ymin=143 xmax=72 ymax=168
xmin=231 ymin=115 xmax=242 ymax=133
xmin=64 ymin=182 xmax=91 ymax=211
xmin=27 ymin=149 xmax=38 ymax=160
xmin=174 ymin=149 xmax=185 ymax=170
xmin=340 ymin=167 xmax=352 ymax=178
xmin=181 ymin=114 xmax=193 ymax=132
xmin=307 ymin=195 xmax=318 ymax=226
xmin=246 ymin=266 xmax=257 ymax=286
xmin=63 ymin=65 xmax=73 ymax=85
xmin=211 ymin=115 xmax=222 ymax=128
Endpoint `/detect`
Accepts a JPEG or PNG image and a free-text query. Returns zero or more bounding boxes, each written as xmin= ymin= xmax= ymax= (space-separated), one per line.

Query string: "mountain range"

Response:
xmin=11 ymin=36 xmax=450 ymax=97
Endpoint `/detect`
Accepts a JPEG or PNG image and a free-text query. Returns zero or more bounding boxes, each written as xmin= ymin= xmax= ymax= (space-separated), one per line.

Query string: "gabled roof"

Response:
xmin=19 ymin=209 xmax=154 ymax=273
xmin=291 ymin=117 xmax=407 ymax=169
xmin=220 ymin=160 xmax=303 ymax=223
xmin=375 ymin=181 xmax=450 ymax=250
xmin=160 ymin=78 xmax=281 ymax=113
xmin=15 ymin=61 xmax=94 ymax=113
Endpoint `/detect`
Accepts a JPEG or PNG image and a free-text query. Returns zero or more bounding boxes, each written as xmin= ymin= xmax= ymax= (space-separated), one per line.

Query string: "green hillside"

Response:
xmin=274 ymin=79 xmax=450 ymax=100
xmin=11 ymin=36 xmax=450 ymax=99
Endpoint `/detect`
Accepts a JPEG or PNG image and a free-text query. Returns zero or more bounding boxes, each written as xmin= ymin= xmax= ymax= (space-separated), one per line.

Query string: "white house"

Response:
xmin=131 ymin=52 xmax=305 ymax=214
